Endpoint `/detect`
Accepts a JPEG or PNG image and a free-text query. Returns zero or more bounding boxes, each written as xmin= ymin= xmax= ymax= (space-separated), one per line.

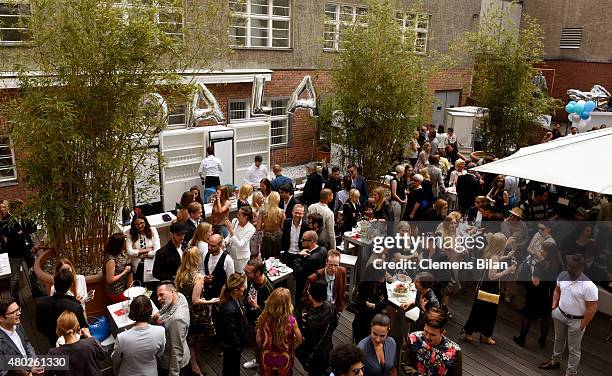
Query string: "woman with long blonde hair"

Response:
xmin=237 ymin=184 xmax=253 ymax=210
xmin=256 ymin=288 xmax=303 ymax=376
xmin=50 ymin=258 xmax=89 ymax=309
xmin=190 ymin=222 xmax=213 ymax=269
xmin=463 ymin=233 xmax=517 ymax=344
xmin=250 ymin=191 xmax=265 ymax=257
xmin=219 ymin=273 xmax=248 ymax=376
xmin=175 ymin=247 xmax=218 ymax=376
xmin=370 ymin=186 xmax=393 ymax=221
xmin=257 ymin=191 xmax=285 ymax=259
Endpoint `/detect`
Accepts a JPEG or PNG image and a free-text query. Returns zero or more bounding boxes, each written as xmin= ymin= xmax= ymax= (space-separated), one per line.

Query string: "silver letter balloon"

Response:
xmin=286 ymin=76 xmax=319 ymax=117
xmin=188 ymin=82 xmax=225 ymax=127
xmin=251 ymin=75 xmax=272 ymax=117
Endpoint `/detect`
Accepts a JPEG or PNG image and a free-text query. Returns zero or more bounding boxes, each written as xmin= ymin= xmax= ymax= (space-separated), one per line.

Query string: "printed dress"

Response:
xmin=259 ymin=315 xmax=297 ymax=376
xmin=401 ymin=331 xmax=462 ymax=376
xmin=178 ymin=272 xmax=216 ymax=346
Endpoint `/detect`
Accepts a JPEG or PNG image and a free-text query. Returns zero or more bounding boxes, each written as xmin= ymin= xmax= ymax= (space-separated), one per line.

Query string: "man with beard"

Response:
xmin=401 ymin=308 xmax=462 ymax=376
xmin=154 ymin=281 xmax=191 ymax=376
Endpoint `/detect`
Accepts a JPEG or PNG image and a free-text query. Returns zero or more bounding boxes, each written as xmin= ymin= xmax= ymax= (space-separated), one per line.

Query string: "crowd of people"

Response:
xmin=1 ymin=126 xmax=611 ymax=376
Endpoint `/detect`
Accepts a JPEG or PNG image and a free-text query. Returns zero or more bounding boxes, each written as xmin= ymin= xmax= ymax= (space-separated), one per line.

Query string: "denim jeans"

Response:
xmin=551 ymin=307 xmax=585 ymax=376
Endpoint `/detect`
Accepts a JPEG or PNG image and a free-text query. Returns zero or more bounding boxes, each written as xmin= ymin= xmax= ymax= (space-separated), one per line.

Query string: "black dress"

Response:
xmin=352 ymin=281 xmax=389 ymax=343
xmin=463 ymin=269 xmax=500 ymax=337
xmin=522 ymin=260 xmax=558 ymax=318
xmin=178 ymin=273 xmax=216 ymax=346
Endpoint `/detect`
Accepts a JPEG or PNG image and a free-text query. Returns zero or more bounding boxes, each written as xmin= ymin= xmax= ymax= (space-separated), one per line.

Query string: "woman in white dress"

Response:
xmin=225 ymin=206 xmax=256 ymax=274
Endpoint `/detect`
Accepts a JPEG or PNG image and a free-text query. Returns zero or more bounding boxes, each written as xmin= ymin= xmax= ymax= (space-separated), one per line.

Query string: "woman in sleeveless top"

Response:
xmin=257 ymin=191 xmax=285 ymax=260
xmin=211 ymin=186 xmax=231 ymax=237
xmin=486 ymin=175 xmax=509 ymax=214
xmin=256 ymin=288 xmax=303 ymax=376
xmin=463 ymin=233 xmax=517 ymax=344
xmin=175 ymin=247 xmax=218 ymax=376
xmin=390 ymin=165 xmax=407 ymax=221
xmin=103 ymin=233 xmax=133 ymax=303
xmin=250 ymin=191 xmax=265 ymax=258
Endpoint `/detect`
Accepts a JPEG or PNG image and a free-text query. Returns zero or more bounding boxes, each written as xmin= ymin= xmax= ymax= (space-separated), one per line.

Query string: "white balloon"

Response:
xmin=286 ymin=76 xmax=319 ymax=117
xmin=251 ymin=75 xmax=272 ymax=117
xmin=142 ymin=92 xmax=168 ymax=124
xmin=188 ymin=82 xmax=225 ymax=127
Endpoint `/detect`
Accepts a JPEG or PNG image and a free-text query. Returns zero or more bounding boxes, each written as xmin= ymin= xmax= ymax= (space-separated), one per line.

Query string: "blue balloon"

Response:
xmin=574 ymin=100 xmax=585 ymax=115
xmin=584 ymin=100 xmax=596 ymax=112
xmin=581 ymin=111 xmax=591 ymax=120
xmin=565 ymin=103 xmax=575 ymax=113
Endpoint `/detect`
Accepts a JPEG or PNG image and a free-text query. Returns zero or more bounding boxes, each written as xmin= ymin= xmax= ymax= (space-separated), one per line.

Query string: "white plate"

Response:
xmin=124 ymin=286 xmax=146 ymax=299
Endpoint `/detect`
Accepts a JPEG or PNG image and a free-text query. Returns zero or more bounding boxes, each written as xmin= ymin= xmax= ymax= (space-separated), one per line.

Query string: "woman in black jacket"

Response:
xmin=219 ymin=273 xmax=248 ymax=376
xmin=342 ymin=189 xmax=363 ymax=233
xmin=298 ymin=280 xmax=339 ymax=376
xmin=352 ymin=264 xmax=389 ymax=344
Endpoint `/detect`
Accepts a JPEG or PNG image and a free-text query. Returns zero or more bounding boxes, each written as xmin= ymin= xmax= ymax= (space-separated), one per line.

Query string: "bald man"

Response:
xmin=201 ymin=233 xmax=235 ymax=299
xmin=271 ymin=164 xmax=293 ymax=192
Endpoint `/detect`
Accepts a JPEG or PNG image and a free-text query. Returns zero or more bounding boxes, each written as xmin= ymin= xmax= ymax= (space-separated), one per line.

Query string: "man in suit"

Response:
xmin=183 ymin=202 xmax=202 ymax=249
xmin=36 ymin=269 xmax=89 ymax=347
xmin=279 ymin=184 xmax=297 ymax=219
xmin=324 ymin=166 xmax=343 ymax=210
xmin=281 ymin=204 xmax=309 ymax=267
xmin=153 ymin=222 xmax=187 ymax=282
xmin=271 ymin=164 xmax=293 ymax=192
xmin=456 ymin=163 xmax=481 ymax=214
xmin=426 ymin=155 xmax=446 ymax=200
xmin=302 ymin=163 xmax=323 ymax=207
xmin=301 ymin=249 xmax=346 ymax=314
xmin=0 ymin=298 xmax=37 ymax=376
xmin=291 ymin=231 xmax=327 ymax=309
xmin=347 ymin=163 xmax=368 ymax=207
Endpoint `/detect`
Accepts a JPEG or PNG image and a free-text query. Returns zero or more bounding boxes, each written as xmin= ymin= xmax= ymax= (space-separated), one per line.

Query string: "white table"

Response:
xmin=0 ymin=253 xmax=10 ymax=280
xmin=265 ymin=259 xmax=293 ymax=285
xmin=107 ymin=298 xmax=159 ymax=334
xmin=340 ymin=254 xmax=358 ymax=297
xmin=386 ymin=280 xmax=420 ymax=322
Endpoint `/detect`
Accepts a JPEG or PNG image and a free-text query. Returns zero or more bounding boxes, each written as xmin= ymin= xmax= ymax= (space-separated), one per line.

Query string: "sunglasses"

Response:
xmin=353 ymin=365 xmax=365 ymax=375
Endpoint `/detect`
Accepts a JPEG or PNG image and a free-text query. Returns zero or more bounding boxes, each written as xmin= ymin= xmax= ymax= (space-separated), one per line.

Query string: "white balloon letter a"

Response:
xmin=286 ymin=76 xmax=319 ymax=117
xmin=188 ymin=82 xmax=225 ymax=127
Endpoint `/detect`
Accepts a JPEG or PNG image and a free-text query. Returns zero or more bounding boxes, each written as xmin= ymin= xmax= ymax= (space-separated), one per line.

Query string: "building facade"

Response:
xmin=522 ymin=0 xmax=612 ymax=121
xmin=0 ymin=0 xmax=487 ymax=201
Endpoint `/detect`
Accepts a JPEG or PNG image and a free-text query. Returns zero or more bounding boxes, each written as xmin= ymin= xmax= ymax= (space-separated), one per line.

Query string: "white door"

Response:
xmin=212 ymin=138 xmax=234 ymax=185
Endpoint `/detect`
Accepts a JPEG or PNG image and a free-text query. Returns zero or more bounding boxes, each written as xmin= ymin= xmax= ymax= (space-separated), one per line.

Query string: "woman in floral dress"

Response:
xmin=256 ymin=288 xmax=303 ymax=376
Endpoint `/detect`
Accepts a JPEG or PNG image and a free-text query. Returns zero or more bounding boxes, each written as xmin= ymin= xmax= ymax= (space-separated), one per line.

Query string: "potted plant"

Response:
xmin=3 ymin=0 xmax=228 ymax=315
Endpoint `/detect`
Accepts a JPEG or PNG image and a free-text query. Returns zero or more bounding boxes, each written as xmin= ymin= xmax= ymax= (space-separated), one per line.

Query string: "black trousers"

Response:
xmin=205 ymin=176 xmax=221 ymax=189
xmin=222 ymin=347 xmax=242 ymax=376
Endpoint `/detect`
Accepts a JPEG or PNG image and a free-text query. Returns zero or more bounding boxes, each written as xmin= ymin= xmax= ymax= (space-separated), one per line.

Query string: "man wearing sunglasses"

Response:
xmin=0 ymin=298 xmax=38 ymax=376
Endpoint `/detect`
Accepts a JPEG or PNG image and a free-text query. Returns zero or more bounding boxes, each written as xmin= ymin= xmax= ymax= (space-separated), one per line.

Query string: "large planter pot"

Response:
xmin=34 ymin=248 xmax=111 ymax=317
xmin=318 ymin=150 xmax=331 ymax=163
xmin=470 ymin=150 xmax=486 ymax=164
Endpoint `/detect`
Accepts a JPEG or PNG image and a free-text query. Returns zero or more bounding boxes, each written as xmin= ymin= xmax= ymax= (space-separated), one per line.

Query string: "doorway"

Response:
xmin=432 ymin=90 xmax=460 ymax=127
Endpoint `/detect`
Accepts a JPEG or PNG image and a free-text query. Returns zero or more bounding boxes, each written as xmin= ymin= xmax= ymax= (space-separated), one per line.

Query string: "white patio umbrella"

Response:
xmin=471 ymin=127 xmax=612 ymax=194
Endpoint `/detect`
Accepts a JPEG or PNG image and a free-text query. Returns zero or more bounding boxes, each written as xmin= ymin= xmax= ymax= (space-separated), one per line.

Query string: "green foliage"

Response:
xmin=328 ymin=0 xmax=430 ymax=185
xmin=2 ymin=0 xmax=229 ymax=269
xmin=454 ymin=2 xmax=561 ymax=156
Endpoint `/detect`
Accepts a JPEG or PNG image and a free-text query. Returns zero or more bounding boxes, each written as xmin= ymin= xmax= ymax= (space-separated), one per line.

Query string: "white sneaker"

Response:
xmin=243 ymin=359 xmax=259 ymax=369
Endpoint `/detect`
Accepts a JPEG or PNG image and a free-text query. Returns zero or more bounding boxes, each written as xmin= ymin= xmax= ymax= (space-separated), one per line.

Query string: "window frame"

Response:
xmin=229 ymin=0 xmax=291 ymax=49
xmin=323 ymin=2 xmax=368 ymax=52
xmin=228 ymin=97 xmax=290 ymax=147
xmin=0 ymin=133 xmax=17 ymax=183
xmin=112 ymin=0 xmax=184 ymax=41
xmin=396 ymin=11 xmax=431 ymax=55
xmin=0 ymin=1 xmax=31 ymax=46
xmin=167 ymin=104 xmax=187 ymax=129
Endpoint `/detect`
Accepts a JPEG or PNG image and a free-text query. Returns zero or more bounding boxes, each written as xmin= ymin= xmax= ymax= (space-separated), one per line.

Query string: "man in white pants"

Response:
xmin=539 ymin=254 xmax=598 ymax=376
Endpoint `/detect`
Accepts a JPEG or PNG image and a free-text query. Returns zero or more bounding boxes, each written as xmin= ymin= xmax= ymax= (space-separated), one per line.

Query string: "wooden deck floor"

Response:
xmin=14 ymin=269 xmax=612 ymax=376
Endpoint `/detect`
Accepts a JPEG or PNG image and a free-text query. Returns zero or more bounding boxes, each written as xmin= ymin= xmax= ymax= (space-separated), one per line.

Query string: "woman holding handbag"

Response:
xmin=297 ymin=280 xmax=338 ymax=376
xmin=462 ymin=232 xmax=517 ymax=345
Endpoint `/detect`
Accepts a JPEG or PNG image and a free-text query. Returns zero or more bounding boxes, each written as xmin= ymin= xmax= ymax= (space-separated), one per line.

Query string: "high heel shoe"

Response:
xmin=480 ymin=336 xmax=496 ymax=345
xmin=463 ymin=333 xmax=475 ymax=343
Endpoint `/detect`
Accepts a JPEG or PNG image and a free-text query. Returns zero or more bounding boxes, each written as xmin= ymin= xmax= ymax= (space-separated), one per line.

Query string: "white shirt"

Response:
xmin=307 ymin=202 xmax=336 ymax=250
xmin=557 ymin=272 xmax=599 ymax=316
xmin=504 ymin=176 xmax=520 ymax=203
xmin=449 ymin=169 xmax=467 ymax=187
xmin=126 ymin=227 xmax=161 ymax=269
xmin=204 ymin=251 xmax=235 ymax=278
xmin=288 ymin=219 xmax=303 ymax=254
xmin=244 ymin=164 xmax=269 ymax=185
xmin=0 ymin=325 xmax=27 ymax=356
xmin=196 ymin=241 xmax=209 ymax=271
xmin=198 ymin=155 xmax=223 ymax=178
xmin=436 ymin=132 xmax=448 ymax=149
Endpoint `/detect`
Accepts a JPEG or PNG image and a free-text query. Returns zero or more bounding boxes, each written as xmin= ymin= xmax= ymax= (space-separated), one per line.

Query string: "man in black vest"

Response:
xmin=202 ymin=234 xmax=235 ymax=300
xmin=153 ymin=222 xmax=186 ymax=282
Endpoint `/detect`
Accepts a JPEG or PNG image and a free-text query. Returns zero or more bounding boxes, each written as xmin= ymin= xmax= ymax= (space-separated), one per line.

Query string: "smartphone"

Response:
xmin=87 ymin=289 xmax=95 ymax=301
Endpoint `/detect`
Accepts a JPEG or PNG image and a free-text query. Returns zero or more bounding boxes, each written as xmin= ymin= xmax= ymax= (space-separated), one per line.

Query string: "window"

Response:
xmin=560 ymin=27 xmax=582 ymax=49
xmin=228 ymin=98 xmax=289 ymax=146
xmin=229 ymin=0 xmax=290 ymax=48
xmin=0 ymin=134 xmax=16 ymax=182
xmin=396 ymin=12 xmax=430 ymax=54
xmin=113 ymin=0 xmax=183 ymax=40
xmin=0 ymin=2 xmax=31 ymax=45
xmin=167 ymin=105 xmax=187 ymax=129
xmin=324 ymin=3 xmax=367 ymax=51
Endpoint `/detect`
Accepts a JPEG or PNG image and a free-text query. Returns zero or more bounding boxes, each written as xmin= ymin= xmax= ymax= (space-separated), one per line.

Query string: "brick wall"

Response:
xmin=536 ymin=60 xmax=612 ymax=122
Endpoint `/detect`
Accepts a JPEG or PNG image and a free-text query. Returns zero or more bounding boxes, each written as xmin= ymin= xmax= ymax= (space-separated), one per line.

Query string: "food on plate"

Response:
xmin=393 ymin=283 xmax=408 ymax=294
